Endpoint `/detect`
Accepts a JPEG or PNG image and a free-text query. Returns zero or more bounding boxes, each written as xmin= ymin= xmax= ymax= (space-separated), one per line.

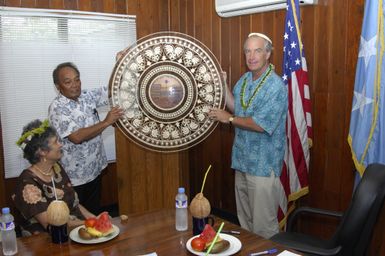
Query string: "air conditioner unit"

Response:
xmin=215 ymin=0 xmax=317 ymax=17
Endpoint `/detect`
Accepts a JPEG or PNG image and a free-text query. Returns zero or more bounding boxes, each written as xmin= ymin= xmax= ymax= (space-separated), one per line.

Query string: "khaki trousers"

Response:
xmin=235 ymin=170 xmax=280 ymax=239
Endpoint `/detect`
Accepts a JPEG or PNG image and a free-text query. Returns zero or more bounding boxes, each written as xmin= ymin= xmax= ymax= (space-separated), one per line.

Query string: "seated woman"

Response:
xmin=12 ymin=119 xmax=96 ymax=236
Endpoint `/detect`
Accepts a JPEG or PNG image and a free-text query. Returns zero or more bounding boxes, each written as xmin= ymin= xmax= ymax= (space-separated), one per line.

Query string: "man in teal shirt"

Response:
xmin=209 ymin=33 xmax=287 ymax=238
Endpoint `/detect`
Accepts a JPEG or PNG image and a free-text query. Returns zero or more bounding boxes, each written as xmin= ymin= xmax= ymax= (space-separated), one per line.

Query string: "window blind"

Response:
xmin=0 ymin=7 xmax=137 ymax=178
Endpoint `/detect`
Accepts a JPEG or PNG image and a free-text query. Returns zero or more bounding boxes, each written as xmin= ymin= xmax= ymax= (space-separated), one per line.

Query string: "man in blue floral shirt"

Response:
xmin=209 ymin=33 xmax=287 ymax=238
xmin=48 ymin=62 xmax=124 ymax=214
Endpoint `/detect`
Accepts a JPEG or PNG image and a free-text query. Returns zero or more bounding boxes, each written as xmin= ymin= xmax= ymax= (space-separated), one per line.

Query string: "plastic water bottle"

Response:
xmin=1 ymin=207 xmax=18 ymax=255
xmin=175 ymin=187 xmax=188 ymax=231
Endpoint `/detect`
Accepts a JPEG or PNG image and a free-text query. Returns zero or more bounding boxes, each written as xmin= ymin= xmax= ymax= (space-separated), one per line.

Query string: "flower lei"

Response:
xmin=240 ymin=64 xmax=273 ymax=110
xmin=16 ymin=119 xmax=50 ymax=149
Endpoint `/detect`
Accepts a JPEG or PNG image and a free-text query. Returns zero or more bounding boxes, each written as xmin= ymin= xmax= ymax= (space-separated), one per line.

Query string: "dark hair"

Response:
xmin=21 ymin=119 xmax=57 ymax=164
xmin=52 ymin=62 xmax=80 ymax=86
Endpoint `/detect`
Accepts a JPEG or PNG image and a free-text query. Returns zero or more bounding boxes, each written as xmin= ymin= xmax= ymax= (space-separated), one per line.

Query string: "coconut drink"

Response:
xmin=46 ymin=200 xmax=70 ymax=226
xmin=190 ymin=192 xmax=211 ymax=218
xmin=189 ymin=165 xmax=212 ymax=219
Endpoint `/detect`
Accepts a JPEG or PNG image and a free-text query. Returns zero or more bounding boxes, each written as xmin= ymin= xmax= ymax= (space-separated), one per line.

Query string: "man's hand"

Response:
xmin=116 ymin=48 xmax=128 ymax=62
xmin=208 ymin=108 xmax=233 ymax=124
xmin=104 ymin=106 xmax=124 ymax=125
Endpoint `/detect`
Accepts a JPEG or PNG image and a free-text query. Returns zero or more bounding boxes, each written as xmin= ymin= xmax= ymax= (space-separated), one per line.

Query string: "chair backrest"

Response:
xmin=331 ymin=163 xmax=385 ymax=256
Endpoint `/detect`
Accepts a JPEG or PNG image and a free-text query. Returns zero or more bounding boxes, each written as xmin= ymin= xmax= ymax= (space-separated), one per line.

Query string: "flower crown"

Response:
xmin=16 ymin=119 xmax=50 ymax=150
xmin=248 ymin=32 xmax=273 ymax=45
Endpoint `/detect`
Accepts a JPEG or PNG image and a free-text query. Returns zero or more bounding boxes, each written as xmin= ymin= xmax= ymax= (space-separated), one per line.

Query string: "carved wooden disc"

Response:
xmin=109 ymin=32 xmax=225 ymax=152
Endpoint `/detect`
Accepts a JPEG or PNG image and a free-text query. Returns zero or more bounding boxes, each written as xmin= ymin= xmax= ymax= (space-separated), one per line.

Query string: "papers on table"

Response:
xmin=277 ymin=250 xmax=302 ymax=256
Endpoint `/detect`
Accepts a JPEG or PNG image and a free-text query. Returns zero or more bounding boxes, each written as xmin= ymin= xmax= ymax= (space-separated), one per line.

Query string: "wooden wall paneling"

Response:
xmin=132 ymin=0 xmax=151 ymax=38
xmin=340 ymin=0 xmax=363 ymax=208
xmin=63 ymin=0 xmax=76 ymax=10
xmin=271 ymin=11 xmax=285 ymax=75
xmin=78 ymin=0 xmax=92 ymax=12
xmin=303 ymin=1 xmax=340 ymax=238
xmin=117 ymin=134 xmax=147 ymax=212
xmin=49 ymin=0 xmax=64 ymax=9
xmin=220 ymin=18 xmax=230 ymax=80
xmin=229 ymin=17 xmax=242 ymax=88
xmin=250 ymin=12 xmax=264 ymax=34
xmin=178 ymin=151 xmax=190 ymax=193
xmin=313 ymin=2 xmax=329 ymax=95
xmin=90 ymin=0 xmax=104 ymax=13
xmin=146 ymin=151 xmax=164 ymax=210
xmin=159 ymin=0 xmax=169 ymax=31
xmin=36 ymin=0 xmax=49 ymax=8
xmin=169 ymin=0 xmax=180 ymax=32
xmin=20 ymin=0 xmax=34 ymax=7
xmin=161 ymin=152 xmax=189 ymax=208
xmin=192 ymin=0 xmax=217 ymax=208
xmin=178 ymin=0 xmax=187 ymax=34
xmin=218 ymin=125 xmax=235 ymax=214
xmin=102 ymin=0 xmax=114 ymax=13
xmin=261 ymin=12 xmax=276 ymax=63
xmin=307 ymin=0 xmax=330 ymax=209
xmin=100 ymin=163 xmax=118 ymax=207
xmin=210 ymin=0 xmax=230 ymax=212
xmin=325 ymin=0 xmax=349 ymax=211
xmin=240 ymin=15 xmax=251 ymax=47
xmin=4 ymin=0 xmax=20 ymax=7
xmin=115 ymin=0 xmax=126 ymax=14
xmin=129 ymin=149 xmax=152 ymax=212
xmin=185 ymin=0 xmax=194 ymax=37
xmin=300 ymin=6 xmax=316 ymax=85
xmin=211 ymin=1 xmax=221 ymax=62
xmin=197 ymin=0 xmax=212 ymax=47
xmin=196 ymin=140 xmax=224 ymax=207
xmin=115 ymin=131 xmax=133 ymax=213
xmin=217 ymin=12 xmax=235 ymax=215
xmin=187 ymin=145 xmax=202 ymax=197
xmin=213 ymin=16 xmax=236 ymax=210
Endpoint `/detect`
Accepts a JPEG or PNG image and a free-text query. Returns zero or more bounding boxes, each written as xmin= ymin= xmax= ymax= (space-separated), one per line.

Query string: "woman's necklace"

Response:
xmin=34 ymin=165 xmax=53 ymax=176
xmin=240 ymin=64 xmax=273 ymax=110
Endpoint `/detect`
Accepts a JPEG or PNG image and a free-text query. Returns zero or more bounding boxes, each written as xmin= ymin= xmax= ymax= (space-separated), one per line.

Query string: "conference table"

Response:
xmin=10 ymin=209 xmax=297 ymax=255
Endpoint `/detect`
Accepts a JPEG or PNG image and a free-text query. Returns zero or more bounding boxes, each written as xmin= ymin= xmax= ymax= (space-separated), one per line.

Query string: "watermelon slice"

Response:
xmin=199 ymin=224 xmax=217 ymax=244
xmin=94 ymin=212 xmax=114 ymax=236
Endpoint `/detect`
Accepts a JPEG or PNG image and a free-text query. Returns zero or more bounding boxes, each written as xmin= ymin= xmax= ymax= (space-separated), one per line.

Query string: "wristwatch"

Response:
xmin=229 ymin=115 xmax=235 ymax=125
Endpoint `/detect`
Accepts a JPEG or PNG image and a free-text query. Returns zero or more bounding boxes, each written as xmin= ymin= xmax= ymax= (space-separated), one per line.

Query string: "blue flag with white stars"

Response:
xmin=348 ymin=0 xmax=385 ymax=176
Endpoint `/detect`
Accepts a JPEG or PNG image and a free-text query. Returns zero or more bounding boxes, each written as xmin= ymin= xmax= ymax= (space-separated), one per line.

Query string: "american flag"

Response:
xmin=278 ymin=0 xmax=313 ymax=228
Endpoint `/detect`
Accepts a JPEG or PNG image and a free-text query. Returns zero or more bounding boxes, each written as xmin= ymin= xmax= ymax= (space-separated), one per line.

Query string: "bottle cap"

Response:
xmin=178 ymin=187 xmax=185 ymax=193
xmin=2 ymin=207 xmax=10 ymax=214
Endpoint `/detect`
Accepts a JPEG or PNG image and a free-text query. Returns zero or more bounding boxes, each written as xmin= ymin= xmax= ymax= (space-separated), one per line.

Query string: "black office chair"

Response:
xmin=271 ymin=163 xmax=385 ymax=256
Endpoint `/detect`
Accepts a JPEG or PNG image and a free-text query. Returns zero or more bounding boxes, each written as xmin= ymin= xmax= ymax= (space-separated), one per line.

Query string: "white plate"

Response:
xmin=186 ymin=233 xmax=242 ymax=256
xmin=69 ymin=224 xmax=120 ymax=244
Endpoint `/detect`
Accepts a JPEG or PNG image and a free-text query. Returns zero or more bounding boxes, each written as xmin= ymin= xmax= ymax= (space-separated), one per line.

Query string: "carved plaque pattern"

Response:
xmin=109 ymin=32 xmax=225 ymax=152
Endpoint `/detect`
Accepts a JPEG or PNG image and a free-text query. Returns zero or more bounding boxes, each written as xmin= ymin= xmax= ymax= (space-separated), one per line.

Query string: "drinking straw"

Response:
xmin=205 ymin=222 xmax=225 ymax=256
xmin=200 ymin=165 xmax=212 ymax=194
xmin=51 ymin=176 xmax=58 ymax=200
